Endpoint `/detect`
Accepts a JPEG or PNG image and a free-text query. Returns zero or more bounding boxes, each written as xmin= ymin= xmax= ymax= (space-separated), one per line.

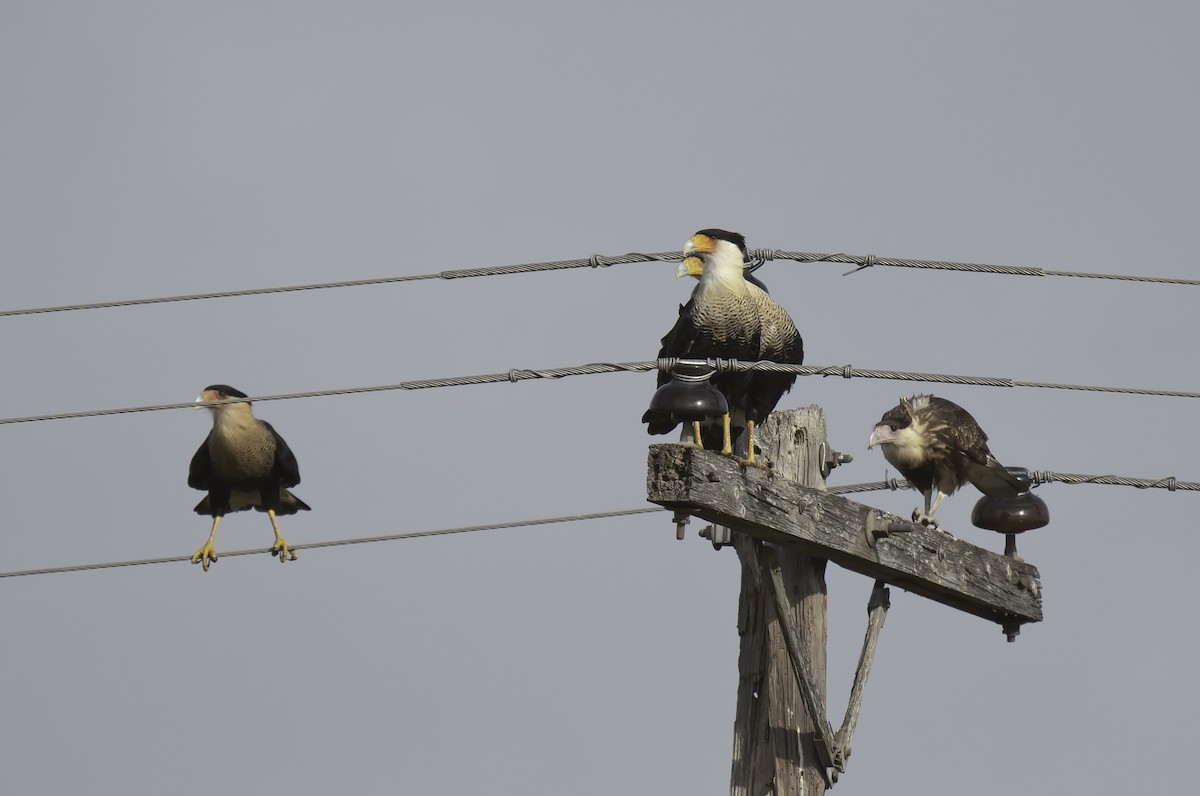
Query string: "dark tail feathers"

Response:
xmin=964 ymin=457 xmax=1026 ymax=500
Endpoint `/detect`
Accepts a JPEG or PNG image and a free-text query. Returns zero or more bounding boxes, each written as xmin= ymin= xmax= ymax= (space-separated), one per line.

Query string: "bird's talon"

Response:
xmin=733 ymin=455 xmax=772 ymax=473
xmin=191 ymin=543 xmax=218 ymax=571
xmin=271 ymin=540 xmax=296 ymax=563
xmin=911 ymin=511 xmax=940 ymax=530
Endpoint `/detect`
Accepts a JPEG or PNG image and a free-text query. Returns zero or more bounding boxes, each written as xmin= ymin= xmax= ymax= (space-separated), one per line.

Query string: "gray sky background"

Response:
xmin=2 ymin=2 xmax=1198 ymax=794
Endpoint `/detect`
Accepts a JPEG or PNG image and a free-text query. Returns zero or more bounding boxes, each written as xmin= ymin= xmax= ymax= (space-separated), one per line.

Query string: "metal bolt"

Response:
xmin=698 ymin=523 xmax=733 ymax=550
xmin=672 ymin=511 xmax=690 ymax=540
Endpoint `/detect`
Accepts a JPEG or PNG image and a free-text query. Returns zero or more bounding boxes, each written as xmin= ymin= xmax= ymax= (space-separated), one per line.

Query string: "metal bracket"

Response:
xmin=671 ymin=510 xmax=690 ymax=540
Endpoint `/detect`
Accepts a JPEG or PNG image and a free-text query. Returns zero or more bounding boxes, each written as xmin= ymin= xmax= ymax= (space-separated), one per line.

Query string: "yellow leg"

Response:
xmin=745 ymin=419 xmax=756 ymax=464
xmin=721 ymin=413 xmax=733 ymax=455
xmin=191 ymin=515 xmax=222 ymax=571
xmin=692 ymin=420 xmax=703 ymax=448
xmin=268 ymin=509 xmax=298 ymax=563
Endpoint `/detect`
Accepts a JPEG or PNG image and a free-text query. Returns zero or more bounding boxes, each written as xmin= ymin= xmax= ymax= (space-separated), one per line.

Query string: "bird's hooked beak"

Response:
xmin=675 ymin=256 xmax=705 ymax=279
xmin=868 ymin=423 xmax=897 ymax=450
xmin=686 ymin=233 xmax=717 ymax=255
xmin=676 ymin=233 xmax=716 ymax=278
xmin=195 ymin=388 xmax=221 ymax=411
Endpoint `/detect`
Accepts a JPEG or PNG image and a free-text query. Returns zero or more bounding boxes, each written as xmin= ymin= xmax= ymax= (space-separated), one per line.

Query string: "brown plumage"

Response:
xmin=867 ymin=394 xmax=1023 ymax=526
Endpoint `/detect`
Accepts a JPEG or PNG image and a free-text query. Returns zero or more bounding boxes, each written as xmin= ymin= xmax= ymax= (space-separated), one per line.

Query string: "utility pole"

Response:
xmin=729 ymin=406 xmax=831 ymax=795
xmin=646 ymin=407 xmax=1043 ymax=793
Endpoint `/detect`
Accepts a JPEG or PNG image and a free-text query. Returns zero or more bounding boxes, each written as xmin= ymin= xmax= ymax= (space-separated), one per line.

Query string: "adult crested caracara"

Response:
xmin=643 ymin=229 xmax=761 ymax=457
xmin=868 ymin=394 xmax=1025 ymax=527
xmin=187 ymin=385 xmax=309 ymax=571
xmin=644 ymin=229 xmax=802 ymax=464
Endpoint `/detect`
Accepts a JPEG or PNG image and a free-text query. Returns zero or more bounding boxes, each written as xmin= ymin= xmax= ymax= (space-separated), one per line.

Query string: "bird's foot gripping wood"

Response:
xmin=733 ymin=454 xmax=774 ymax=474
xmin=911 ymin=510 xmax=942 ymax=531
xmin=730 ymin=420 xmax=773 ymax=472
xmin=268 ymin=510 xmax=298 ymax=564
xmin=191 ymin=541 xmax=218 ymax=571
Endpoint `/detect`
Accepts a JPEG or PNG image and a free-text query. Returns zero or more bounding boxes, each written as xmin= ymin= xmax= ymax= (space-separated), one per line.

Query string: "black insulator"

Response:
xmin=971 ymin=467 xmax=1050 ymax=533
xmin=646 ymin=363 xmax=728 ymax=421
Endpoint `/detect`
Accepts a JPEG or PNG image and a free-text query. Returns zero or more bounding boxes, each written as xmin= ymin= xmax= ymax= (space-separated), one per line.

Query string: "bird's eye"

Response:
xmin=889 ymin=425 xmax=898 ymax=432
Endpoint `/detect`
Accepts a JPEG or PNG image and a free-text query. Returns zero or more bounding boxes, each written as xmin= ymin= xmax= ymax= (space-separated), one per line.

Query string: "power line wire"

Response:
xmin=0 ymin=252 xmax=678 ymax=317
xmin=747 ymin=249 xmax=1200 ymax=285
xmin=5 ymin=467 xmax=1194 ymax=578
xmin=0 ymin=361 xmax=654 ymax=425
xmin=827 ymin=471 xmax=1200 ymax=494
xmin=0 ymin=507 xmax=665 ymax=579
xmin=2 ymin=247 xmax=1195 ymax=319
xmin=1027 ymin=471 xmax=1199 ymax=491
xmin=662 ymin=358 xmax=1200 ymax=398
xmin=3 ymin=357 xmax=1198 ymax=427
xmin=827 ymin=479 xmax=912 ymax=495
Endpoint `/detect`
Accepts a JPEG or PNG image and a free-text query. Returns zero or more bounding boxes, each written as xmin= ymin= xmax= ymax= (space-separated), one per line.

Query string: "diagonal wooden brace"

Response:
xmin=834 ymin=580 xmax=891 ymax=771
xmin=758 ymin=542 xmax=842 ymax=776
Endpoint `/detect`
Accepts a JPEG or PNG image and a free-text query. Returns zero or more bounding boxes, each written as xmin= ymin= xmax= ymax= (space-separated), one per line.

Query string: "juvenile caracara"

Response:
xmin=188 ymin=385 xmax=309 ymax=571
xmin=868 ymin=394 xmax=1024 ymax=527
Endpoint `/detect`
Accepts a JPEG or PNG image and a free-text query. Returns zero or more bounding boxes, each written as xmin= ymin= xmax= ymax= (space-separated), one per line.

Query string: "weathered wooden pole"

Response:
xmin=648 ymin=409 xmax=1044 ymax=790
xmin=730 ymin=407 xmax=831 ymax=795
xmin=648 ymin=405 xmax=1043 ymax=790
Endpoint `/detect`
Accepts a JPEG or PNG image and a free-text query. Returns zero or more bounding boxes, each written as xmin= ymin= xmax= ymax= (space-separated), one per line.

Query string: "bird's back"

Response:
xmin=913 ymin=396 xmax=1022 ymax=499
xmin=744 ymin=280 xmax=803 ymax=423
xmin=645 ymin=282 xmax=760 ymax=430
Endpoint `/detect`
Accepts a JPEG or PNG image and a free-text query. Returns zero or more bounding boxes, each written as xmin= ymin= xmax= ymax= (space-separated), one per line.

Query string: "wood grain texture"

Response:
xmin=728 ymin=406 xmax=832 ymax=796
xmin=647 ymin=438 xmax=1043 ymax=626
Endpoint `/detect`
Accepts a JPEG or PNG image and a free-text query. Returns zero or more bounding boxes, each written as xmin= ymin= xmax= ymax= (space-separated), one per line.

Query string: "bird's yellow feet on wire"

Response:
xmin=191 ymin=516 xmax=221 ymax=571
xmin=191 ymin=540 xmax=218 ymax=571
xmin=271 ymin=536 xmax=297 ymax=562
xmin=268 ymin=510 xmax=298 ymax=563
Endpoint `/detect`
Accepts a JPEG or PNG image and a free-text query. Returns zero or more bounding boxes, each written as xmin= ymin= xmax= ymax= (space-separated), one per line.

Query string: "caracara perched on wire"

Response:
xmin=643 ymin=229 xmax=761 ymax=458
xmin=187 ymin=385 xmax=309 ymax=571
xmin=868 ymin=394 xmax=1024 ymax=527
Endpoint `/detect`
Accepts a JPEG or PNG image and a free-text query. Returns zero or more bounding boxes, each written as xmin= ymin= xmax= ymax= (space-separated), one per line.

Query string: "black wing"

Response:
xmin=642 ymin=298 xmax=707 ymax=433
xmin=262 ymin=420 xmax=302 ymax=487
xmin=187 ymin=434 xmax=212 ymax=490
xmin=652 ymin=299 xmax=702 ymax=388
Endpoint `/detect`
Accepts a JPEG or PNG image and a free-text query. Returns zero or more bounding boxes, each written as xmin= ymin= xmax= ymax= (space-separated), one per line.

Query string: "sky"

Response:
xmin=2 ymin=2 xmax=1198 ymax=794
